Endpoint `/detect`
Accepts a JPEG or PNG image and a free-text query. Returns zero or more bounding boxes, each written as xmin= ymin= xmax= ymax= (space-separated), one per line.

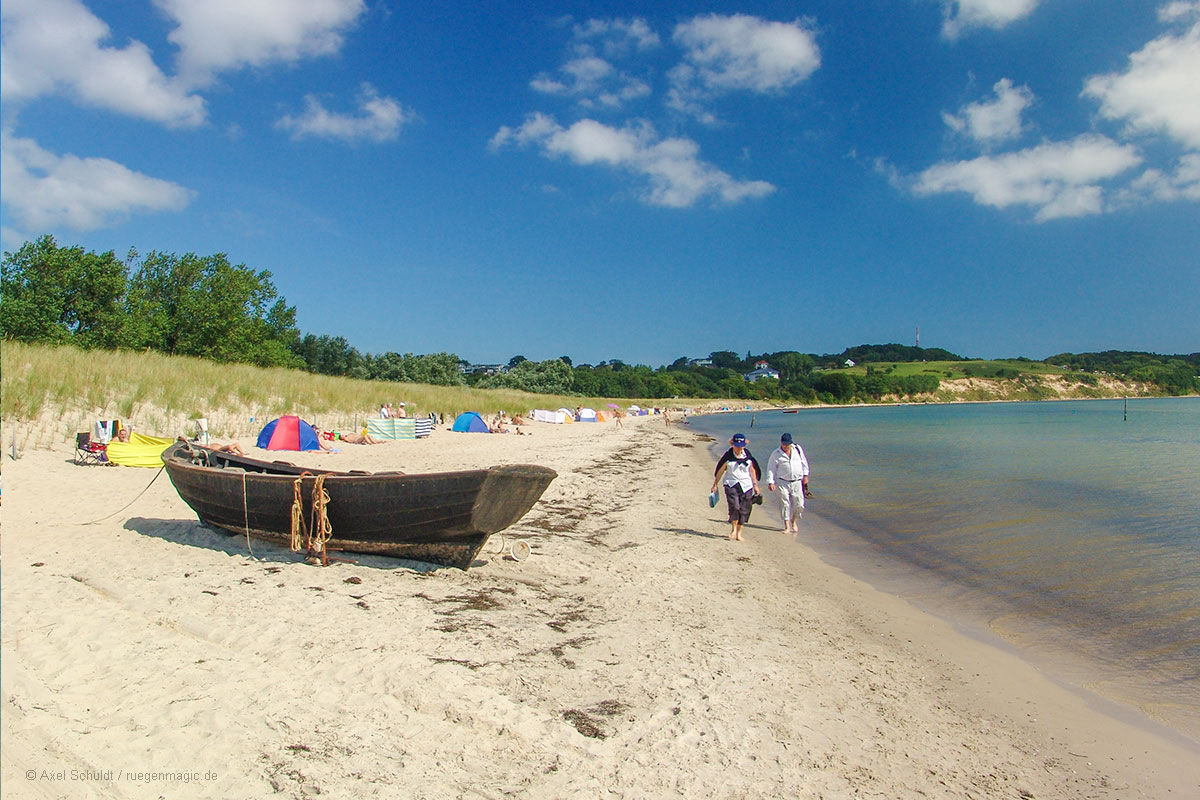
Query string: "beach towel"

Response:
xmin=105 ymin=433 xmax=174 ymax=468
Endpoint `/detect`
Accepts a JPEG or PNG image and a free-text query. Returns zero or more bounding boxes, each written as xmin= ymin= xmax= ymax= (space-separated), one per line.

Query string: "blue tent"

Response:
xmin=256 ymin=415 xmax=321 ymax=450
xmin=451 ymin=411 xmax=490 ymax=433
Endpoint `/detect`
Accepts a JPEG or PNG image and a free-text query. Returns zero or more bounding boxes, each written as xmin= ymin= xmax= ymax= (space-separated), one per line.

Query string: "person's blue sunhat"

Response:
xmin=731 ymin=433 xmax=747 ymax=446
xmin=780 ymin=432 xmax=793 ymax=444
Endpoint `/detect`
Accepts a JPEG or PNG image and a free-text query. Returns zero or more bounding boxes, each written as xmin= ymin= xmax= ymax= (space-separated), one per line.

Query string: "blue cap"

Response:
xmin=780 ymin=433 xmax=793 ymax=444
xmin=731 ymin=433 xmax=747 ymax=446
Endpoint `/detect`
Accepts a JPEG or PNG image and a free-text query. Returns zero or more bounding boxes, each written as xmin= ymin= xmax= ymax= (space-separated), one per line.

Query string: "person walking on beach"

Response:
xmin=711 ymin=433 xmax=761 ymax=541
xmin=766 ymin=432 xmax=810 ymax=533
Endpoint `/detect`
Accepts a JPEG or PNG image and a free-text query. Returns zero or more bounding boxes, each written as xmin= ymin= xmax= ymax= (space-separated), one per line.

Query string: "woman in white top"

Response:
xmin=710 ymin=433 xmax=761 ymax=541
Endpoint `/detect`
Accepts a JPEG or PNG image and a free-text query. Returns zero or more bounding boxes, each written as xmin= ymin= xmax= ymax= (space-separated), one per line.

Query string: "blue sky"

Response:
xmin=2 ymin=0 xmax=1197 ymax=366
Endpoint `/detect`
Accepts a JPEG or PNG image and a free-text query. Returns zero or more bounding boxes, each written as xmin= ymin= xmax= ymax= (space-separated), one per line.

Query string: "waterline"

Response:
xmin=691 ymin=398 xmax=1200 ymax=741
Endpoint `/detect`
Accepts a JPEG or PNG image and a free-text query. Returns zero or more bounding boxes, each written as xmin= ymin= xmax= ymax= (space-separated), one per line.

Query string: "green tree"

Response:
xmin=480 ymin=358 xmax=573 ymax=394
xmin=1 ymin=235 xmax=128 ymax=348
xmin=369 ymin=352 xmax=464 ymax=386
xmin=772 ymin=351 xmax=815 ymax=382
xmin=812 ymin=372 xmax=855 ymax=402
xmin=709 ymin=350 xmax=741 ymax=370
xmin=294 ymin=334 xmax=366 ymax=377
xmin=124 ymin=250 xmax=300 ymax=367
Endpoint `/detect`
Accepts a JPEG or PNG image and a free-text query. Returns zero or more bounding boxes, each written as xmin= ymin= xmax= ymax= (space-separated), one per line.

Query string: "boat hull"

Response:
xmin=161 ymin=442 xmax=556 ymax=568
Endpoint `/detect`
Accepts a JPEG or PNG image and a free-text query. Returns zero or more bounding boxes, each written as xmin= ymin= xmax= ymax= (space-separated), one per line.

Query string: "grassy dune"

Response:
xmin=0 ymin=342 xmax=1161 ymax=452
xmin=841 ymin=359 xmax=1068 ymax=379
xmin=0 ymin=342 xmax=662 ymax=450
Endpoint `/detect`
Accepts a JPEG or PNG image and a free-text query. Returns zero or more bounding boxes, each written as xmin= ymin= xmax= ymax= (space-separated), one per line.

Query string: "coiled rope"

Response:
xmin=309 ymin=474 xmax=332 ymax=558
xmin=289 ymin=473 xmax=333 ymax=564
xmin=290 ymin=475 xmax=308 ymax=553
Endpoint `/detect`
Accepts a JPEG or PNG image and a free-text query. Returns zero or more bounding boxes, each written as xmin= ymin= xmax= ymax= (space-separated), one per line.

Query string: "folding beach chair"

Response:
xmin=74 ymin=432 xmax=107 ymax=466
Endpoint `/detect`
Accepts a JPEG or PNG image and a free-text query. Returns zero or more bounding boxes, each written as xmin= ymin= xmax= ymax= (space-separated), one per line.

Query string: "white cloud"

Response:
xmin=530 ymin=55 xmax=651 ymax=109
xmin=942 ymin=78 xmax=1034 ymax=145
xmin=532 ymin=19 xmax=656 ymax=110
xmin=573 ymin=17 xmax=661 ymax=56
xmin=1 ymin=132 xmax=194 ymax=231
xmin=0 ymin=0 xmax=205 ymax=126
xmin=1120 ymin=153 xmax=1200 ymax=203
xmin=672 ymin=14 xmax=820 ymax=93
xmin=276 ymin=83 xmax=409 ymax=142
xmin=155 ymin=0 xmax=365 ymax=85
xmin=941 ymin=0 xmax=1041 ymax=40
xmin=1082 ymin=14 xmax=1200 ymax=150
xmin=913 ymin=134 xmax=1142 ymax=221
xmin=669 ymin=14 xmax=819 ymax=123
xmin=2 ymin=225 xmax=28 ymax=252
xmin=490 ymin=113 xmax=774 ymax=208
xmin=1158 ymin=1 xmax=1200 ymax=23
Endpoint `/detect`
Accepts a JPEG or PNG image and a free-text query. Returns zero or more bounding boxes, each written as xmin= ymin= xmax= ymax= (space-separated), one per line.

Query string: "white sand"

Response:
xmin=2 ymin=413 xmax=1196 ymax=799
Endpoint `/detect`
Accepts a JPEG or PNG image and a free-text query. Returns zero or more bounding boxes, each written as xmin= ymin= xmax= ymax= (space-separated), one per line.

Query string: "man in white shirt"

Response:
xmin=766 ymin=432 xmax=810 ymax=533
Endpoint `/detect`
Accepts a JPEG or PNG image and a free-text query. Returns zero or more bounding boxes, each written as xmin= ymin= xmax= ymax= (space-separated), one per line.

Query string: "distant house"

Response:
xmin=753 ymin=359 xmax=769 ymax=370
xmin=462 ymin=363 xmax=506 ymax=376
xmin=844 ymin=359 xmax=856 ymax=367
xmin=744 ymin=366 xmax=780 ymax=382
xmin=687 ymin=357 xmax=714 ymax=368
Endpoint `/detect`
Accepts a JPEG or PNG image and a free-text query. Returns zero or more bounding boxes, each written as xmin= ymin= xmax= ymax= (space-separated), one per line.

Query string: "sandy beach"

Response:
xmin=2 ymin=413 xmax=1196 ymax=799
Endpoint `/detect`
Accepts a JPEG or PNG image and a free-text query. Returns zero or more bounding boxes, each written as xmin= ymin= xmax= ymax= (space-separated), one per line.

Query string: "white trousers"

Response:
xmin=778 ymin=480 xmax=805 ymax=522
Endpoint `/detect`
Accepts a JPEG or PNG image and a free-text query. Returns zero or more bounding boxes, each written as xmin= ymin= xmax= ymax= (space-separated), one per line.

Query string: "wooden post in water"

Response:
xmin=1124 ymin=396 xmax=1128 ymax=421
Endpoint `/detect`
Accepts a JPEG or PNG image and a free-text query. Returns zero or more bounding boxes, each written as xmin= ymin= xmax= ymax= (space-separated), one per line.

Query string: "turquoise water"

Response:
xmin=691 ymin=398 xmax=1200 ymax=736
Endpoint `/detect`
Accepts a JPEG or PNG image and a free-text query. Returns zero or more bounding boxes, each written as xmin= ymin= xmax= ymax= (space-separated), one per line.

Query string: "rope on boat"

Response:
xmin=241 ymin=471 xmax=254 ymax=558
xmin=288 ymin=473 xmax=333 ymax=564
xmin=290 ymin=475 xmax=308 ymax=553
xmin=309 ymin=474 xmax=333 ymax=560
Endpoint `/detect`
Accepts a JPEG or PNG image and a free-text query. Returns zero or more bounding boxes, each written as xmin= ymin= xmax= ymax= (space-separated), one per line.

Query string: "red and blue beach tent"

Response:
xmin=256 ymin=415 xmax=321 ymax=451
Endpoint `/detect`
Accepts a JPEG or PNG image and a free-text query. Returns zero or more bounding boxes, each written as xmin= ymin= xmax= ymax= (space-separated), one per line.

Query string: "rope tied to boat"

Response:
xmin=241 ymin=471 xmax=254 ymax=558
xmin=309 ymin=473 xmax=333 ymax=557
xmin=290 ymin=475 xmax=308 ymax=553
xmin=289 ymin=472 xmax=333 ymax=564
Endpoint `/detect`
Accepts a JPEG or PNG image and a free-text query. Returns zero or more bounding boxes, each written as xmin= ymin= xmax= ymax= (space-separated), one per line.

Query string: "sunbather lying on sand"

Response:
xmin=176 ymin=435 xmax=244 ymax=455
xmin=338 ymin=431 xmax=382 ymax=445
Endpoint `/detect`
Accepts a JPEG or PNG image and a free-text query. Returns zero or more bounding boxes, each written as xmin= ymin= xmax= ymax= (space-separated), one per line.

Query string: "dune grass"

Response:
xmin=0 ymin=341 xmax=671 ymax=447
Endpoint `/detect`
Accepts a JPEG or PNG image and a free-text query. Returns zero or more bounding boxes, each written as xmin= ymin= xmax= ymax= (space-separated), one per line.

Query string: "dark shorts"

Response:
xmin=724 ymin=484 xmax=754 ymax=524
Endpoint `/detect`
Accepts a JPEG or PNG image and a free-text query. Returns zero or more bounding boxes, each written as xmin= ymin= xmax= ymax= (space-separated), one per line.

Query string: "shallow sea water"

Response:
xmin=691 ymin=397 xmax=1200 ymax=739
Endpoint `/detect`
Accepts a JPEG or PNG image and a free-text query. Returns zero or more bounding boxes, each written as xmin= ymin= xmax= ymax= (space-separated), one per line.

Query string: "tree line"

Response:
xmin=1045 ymin=351 xmax=1199 ymax=396
xmin=3 ymin=236 xmax=1196 ymax=401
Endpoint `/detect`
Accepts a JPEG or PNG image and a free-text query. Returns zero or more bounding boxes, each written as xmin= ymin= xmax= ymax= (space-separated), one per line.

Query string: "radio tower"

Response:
xmin=915 ymin=325 xmax=920 ymax=348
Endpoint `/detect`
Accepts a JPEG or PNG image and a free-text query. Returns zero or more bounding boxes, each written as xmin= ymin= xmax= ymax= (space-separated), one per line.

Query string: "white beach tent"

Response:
xmin=533 ymin=409 xmax=566 ymax=424
xmin=556 ymin=407 xmax=576 ymax=423
xmin=577 ymin=407 xmax=599 ymax=422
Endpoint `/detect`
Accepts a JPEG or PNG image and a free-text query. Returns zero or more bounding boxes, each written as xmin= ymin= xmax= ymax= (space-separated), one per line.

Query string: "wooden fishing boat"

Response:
xmin=161 ymin=441 xmax=556 ymax=568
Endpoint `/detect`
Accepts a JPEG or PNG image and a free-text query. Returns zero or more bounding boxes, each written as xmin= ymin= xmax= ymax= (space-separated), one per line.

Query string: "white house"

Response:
xmin=744 ymin=366 xmax=780 ymax=382
xmin=844 ymin=359 xmax=856 ymax=367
